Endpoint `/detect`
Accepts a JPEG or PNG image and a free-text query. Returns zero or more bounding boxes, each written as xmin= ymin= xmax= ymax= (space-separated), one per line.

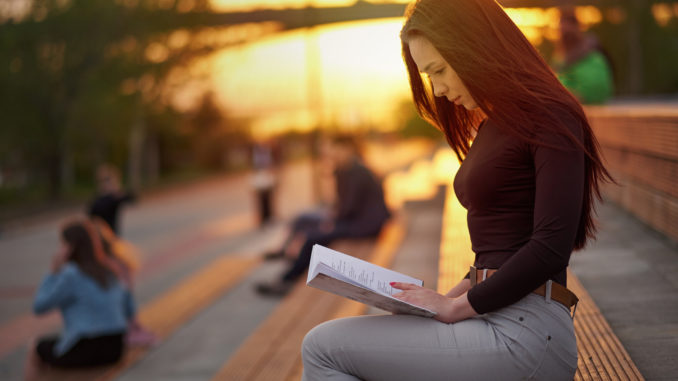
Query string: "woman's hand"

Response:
xmin=391 ymin=282 xmax=478 ymax=324
xmin=51 ymin=242 xmax=70 ymax=273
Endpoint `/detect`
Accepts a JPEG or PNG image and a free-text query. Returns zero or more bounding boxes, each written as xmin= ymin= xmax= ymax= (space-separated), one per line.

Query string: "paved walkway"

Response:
xmin=1 ymin=144 xmax=675 ymax=380
xmin=570 ymin=200 xmax=678 ymax=381
xmin=0 ymin=141 xmax=436 ymax=380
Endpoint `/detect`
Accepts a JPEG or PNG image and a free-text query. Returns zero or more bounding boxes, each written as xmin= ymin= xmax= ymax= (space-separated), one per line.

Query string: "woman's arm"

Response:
xmin=445 ymin=278 xmax=471 ymax=298
xmin=33 ymin=266 xmax=75 ymax=314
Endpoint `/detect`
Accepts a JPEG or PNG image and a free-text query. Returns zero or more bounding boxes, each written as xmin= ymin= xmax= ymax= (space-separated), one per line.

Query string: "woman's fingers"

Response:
xmin=390 ymin=282 xmax=420 ymax=291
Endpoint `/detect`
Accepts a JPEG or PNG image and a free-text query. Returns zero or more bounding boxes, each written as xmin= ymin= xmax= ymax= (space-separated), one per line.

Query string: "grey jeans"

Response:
xmin=302 ymin=293 xmax=577 ymax=381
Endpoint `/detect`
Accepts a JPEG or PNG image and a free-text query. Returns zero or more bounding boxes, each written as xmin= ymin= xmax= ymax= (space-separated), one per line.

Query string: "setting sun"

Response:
xmin=206 ymin=17 xmax=410 ymax=137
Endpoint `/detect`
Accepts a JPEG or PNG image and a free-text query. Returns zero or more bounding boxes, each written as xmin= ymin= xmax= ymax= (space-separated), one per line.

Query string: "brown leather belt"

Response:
xmin=470 ymin=267 xmax=579 ymax=315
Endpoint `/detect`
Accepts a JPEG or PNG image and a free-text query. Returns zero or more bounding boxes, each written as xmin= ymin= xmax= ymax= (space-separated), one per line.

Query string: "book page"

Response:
xmin=307 ymin=245 xmax=436 ymax=317
xmin=307 ymin=245 xmax=422 ymax=297
xmin=308 ymin=272 xmax=436 ymax=317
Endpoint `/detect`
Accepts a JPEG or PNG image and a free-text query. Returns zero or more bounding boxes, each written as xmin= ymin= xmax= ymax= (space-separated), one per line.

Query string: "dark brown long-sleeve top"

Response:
xmin=453 ymin=115 xmax=585 ymax=314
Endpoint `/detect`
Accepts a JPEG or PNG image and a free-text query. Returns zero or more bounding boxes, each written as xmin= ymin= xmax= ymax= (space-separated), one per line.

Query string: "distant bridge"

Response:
xmin=208 ymin=0 xmax=575 ymax=32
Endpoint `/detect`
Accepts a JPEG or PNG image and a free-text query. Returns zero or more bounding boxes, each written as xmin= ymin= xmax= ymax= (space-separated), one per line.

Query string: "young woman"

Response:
xmin=301 ymin=0 xmax=611 ymax=380
xmin=25 ymin=220 xmax=135 ymax=379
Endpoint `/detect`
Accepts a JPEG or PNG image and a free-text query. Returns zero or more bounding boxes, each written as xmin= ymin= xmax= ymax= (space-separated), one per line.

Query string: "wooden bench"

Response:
xmin=211 ymin=218 xmax=405 ymax=381
xmin=35 ymin=255 xmax=260 ymax=381
xmin=568 ymin=271 xmax=645 ymax=381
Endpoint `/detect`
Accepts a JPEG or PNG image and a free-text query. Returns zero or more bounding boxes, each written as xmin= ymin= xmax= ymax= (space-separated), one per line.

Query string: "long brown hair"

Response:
xmin=400 ymin=0 xmax=612 ymax=250
xmin=61 ymin=219 xmax=125 ymax=288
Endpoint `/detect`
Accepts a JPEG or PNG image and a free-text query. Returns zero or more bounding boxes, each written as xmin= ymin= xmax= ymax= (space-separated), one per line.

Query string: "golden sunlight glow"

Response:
xmin=175 ymin=4 xmax=611 ymax=137
xmin=145 ymin=42 xmax=170 ymax=63
xmin=504 ymin=7 xmax=560 ymax=45
xmin=505 ymin=6 xmax=605 ymax=45
xmin=437 ymin=184 xmax=474 ymax=294
xmin=207 ymin=18 xmax=410 ymax=138
xmin=210 ymin=0 xmax=411 ymax=12
xmin=210 ymin=0 xmax=356 ymax=12
xmin=421 ymin=149 xmax=473 ymax=293
xmin=576 ymin=5 xmax=603 ymax=27
xmin=651 ymin=3 xmax=675 ymax=27
xmin=383 ymin=147 xmax=458 ymax=211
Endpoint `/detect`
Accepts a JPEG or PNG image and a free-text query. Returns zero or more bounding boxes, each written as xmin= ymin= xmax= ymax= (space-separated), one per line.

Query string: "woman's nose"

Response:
xmin=432 ymin=80 xmax=447 ymax=98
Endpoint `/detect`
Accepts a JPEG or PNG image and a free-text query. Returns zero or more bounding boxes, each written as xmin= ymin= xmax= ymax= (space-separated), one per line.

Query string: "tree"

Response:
xmin=0 ymin=0 xmax=246 ymax=199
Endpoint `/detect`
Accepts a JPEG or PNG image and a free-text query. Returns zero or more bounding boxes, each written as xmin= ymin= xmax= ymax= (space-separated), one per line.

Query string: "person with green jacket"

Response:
xmin=555 ymin=7 xmax=614 ymax=105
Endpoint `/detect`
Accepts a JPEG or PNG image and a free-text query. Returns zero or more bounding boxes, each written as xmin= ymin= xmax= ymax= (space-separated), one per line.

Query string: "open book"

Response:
xmin=306 ymin=244 xmax=436 ymax=317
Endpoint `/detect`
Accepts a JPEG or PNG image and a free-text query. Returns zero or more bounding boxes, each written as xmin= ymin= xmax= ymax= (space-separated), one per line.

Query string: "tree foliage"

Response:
xmin=0 ymin=0 xmax=249 ymax=200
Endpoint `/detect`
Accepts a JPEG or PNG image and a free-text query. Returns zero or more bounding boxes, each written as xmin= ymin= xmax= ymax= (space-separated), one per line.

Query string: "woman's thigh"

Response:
xmin=302 ymin=296 xmax=577 ymax=381
xmin=302 ymin=314 xmax=526 ymax=381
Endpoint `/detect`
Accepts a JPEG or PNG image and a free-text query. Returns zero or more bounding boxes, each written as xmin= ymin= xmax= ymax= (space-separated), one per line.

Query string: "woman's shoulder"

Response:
xmin=60 ymin=262 xmax=81 ymax=277
xmin=551 ymin=105 xmax=584 ymax=137
xmin=45 ymin=263 xmax=82 ymax=288
xmin=59 ymin=263 xmax=102 ymax=283
xmin=531 ymin=106 xmax=585 ymax=151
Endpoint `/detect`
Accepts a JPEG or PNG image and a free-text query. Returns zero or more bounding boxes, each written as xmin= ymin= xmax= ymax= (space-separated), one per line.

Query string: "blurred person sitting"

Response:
xmin=25 ymin=219 xmax=136 ymax=380
xmin=554 ymin=6 xmax=614 ymax=104
xmin=256 ymin=134 xmax=390 ymax=297
xmin=88 ymin=164 xmax=136 ymax=236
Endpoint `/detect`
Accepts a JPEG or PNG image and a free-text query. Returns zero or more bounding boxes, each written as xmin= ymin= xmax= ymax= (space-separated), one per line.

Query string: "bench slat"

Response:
xmin=212 ymin=219 xmax=404 ymax=381
xmin=569 ymin=272 xmax=645 ymax=381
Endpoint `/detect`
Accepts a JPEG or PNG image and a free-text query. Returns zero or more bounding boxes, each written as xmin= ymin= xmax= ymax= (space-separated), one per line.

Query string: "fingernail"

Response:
xmin=389 ymin=282 xmax=396 ymax=286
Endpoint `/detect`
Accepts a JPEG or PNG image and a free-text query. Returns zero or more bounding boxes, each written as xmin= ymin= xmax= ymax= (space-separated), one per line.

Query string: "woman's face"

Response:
xmin=58 ymin=239 xmax=72 ymax=260
xmin=408 ymin=36 xmax=478 ymax=110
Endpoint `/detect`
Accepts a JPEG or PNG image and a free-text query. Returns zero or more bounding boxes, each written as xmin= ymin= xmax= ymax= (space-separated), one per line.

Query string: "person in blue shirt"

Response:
xmin=25 ymin=220 xmax=135 ymax=380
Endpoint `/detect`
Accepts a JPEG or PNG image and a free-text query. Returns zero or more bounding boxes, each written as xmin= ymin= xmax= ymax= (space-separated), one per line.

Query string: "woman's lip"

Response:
xmin=453 ymin=96 xmax=461 ymax=104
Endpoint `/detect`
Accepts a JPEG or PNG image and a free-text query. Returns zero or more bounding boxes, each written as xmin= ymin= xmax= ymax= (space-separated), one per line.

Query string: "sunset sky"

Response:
xmin=193 ymin=2 xmax=590 ymax=137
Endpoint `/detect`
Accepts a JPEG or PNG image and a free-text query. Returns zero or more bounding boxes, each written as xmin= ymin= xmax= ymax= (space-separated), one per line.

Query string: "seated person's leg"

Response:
xmin=264 ymin=210 xmax=328 ymax=260
xmin=291 ymin=210 xmax=327 ymax=233
xmin=257 ymin=228 xmax=342 ymax=296
xmin=283 ymin=233 xmax=306 ymax=259
xmin=281 ymin=232 xmax=333 ymax=282
xmin=34 ymin=334 xmax=125 ymax=369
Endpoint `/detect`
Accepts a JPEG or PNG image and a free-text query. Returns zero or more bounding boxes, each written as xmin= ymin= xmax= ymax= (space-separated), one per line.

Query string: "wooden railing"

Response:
xmin=586 ymin=103 xmax=678 ymax=242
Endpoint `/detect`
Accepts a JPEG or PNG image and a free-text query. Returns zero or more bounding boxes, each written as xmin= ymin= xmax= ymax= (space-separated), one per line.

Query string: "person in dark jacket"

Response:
xmin=256 ymin=135 xmax=390 ymax=296
xmin=88 ymin=164 xmax=135 ymax=236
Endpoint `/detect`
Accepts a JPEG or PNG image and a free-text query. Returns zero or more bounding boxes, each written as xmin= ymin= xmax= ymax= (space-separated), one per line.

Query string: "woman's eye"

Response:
xmin=434 ymin=68 xmax=444 ymax=75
